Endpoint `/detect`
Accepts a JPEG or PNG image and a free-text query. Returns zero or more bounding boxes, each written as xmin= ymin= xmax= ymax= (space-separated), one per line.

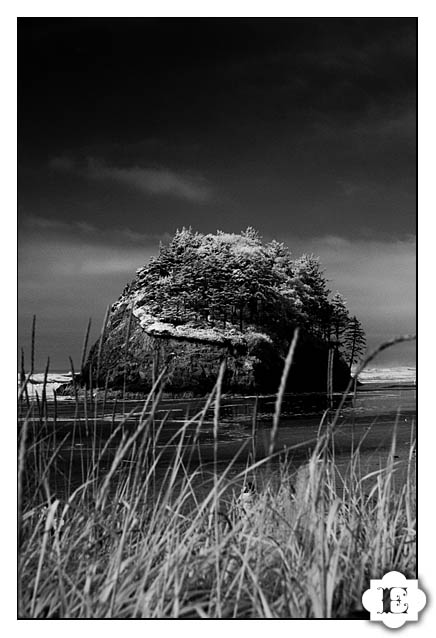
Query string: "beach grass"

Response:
xmin=17 ymin=336 xmax=416 ymax=619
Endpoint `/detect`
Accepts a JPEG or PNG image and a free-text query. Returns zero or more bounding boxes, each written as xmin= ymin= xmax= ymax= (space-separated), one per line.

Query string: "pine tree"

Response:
xmin=342 ymin=316 xmax=366 ymax=369
xmin=329 ymin=292 xmax=350 ymax=344
xmin=291 ymin=254 xmax=331 ymax=333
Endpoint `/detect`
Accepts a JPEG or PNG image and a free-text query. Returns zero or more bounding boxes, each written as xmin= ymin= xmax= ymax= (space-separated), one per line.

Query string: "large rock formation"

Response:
xmin=81 ymin=229 xmax=355 ymax=395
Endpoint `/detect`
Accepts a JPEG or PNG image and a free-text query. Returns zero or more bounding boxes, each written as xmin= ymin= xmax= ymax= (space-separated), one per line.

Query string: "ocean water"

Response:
xmin=357 ymin=366 xmax=416 ymax=384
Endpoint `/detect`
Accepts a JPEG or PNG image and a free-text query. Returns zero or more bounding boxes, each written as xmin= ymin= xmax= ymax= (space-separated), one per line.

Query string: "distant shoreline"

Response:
xmin=18 ymin=365 xmax=416 ymax=401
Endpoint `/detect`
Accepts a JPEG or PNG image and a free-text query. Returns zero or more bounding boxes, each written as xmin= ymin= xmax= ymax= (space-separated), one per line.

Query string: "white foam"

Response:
xmin=357 ymin=366 xmax=416 ymax=384
xmin=17 ymin=372 xmax=76 ymax=399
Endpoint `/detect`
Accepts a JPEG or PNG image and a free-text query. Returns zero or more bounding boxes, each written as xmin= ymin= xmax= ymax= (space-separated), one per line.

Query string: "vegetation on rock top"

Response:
xmin=119 ymin=227 xmax=366 ymax=369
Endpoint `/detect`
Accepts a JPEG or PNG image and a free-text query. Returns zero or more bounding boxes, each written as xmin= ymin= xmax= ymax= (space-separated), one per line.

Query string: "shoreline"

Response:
xmin=18 ymin=369 xmax=416 ymax=402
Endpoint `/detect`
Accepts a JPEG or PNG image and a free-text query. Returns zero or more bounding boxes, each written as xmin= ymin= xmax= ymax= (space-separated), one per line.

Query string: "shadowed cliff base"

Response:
xmin=81 ymin=313 xmax=350 ymax=395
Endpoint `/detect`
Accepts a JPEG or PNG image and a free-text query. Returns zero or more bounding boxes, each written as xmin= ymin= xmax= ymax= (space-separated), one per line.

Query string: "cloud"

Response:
xmin=19 ymin=235 xmax=152 ymax=278
xmin=336 ymin=180 xmax=364 ymax=197
xmin=23 ymin=214 xmax=97 ymax=234
xmin=48 ymin=156 xmax=76 ymax=172
xmin=20 ymin=214 xmax=172 ymax=247
xmin=49 ymin=155 xmax=212 ymax=203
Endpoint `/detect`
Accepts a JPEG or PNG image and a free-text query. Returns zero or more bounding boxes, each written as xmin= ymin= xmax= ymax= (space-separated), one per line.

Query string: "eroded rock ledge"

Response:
xmin=81 ymin=301 xmax=350 ymax=396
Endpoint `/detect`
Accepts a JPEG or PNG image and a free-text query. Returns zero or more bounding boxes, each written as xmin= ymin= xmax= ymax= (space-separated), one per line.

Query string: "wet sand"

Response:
xmin=19 ymin=379 xmax=416 ymax=497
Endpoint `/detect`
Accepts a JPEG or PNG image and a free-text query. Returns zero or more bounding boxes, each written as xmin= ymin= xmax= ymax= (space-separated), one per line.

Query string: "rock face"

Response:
xmin=83 ymin=300 xmax=351 ymax=395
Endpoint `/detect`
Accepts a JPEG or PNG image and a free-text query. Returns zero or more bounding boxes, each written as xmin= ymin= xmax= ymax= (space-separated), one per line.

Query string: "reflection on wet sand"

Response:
xmin=19 ymin=379 xmax=415 ymax=497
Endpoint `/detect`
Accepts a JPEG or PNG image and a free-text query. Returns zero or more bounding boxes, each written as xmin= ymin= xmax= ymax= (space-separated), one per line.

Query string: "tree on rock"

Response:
xmin=342 ymin=316 xmax=367 ymax=369
xmin=327 ymin=291 xmax=350 ymax=351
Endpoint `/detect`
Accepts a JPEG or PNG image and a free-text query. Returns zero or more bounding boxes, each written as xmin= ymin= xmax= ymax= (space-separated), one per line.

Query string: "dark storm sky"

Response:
xmin=18 ymin=18 xmax=416 ymax=370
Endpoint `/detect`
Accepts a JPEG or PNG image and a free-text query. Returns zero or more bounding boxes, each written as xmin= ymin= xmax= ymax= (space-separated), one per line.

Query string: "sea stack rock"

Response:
xmin=82 ymin=229 xmax=352 ymax=395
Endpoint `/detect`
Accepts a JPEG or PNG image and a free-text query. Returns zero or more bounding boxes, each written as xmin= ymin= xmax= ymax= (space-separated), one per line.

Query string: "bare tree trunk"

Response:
xmin=348 ymin=330 xmax=357 ymax=369
xmin=327 ymin=346 xmax=334 ymax=409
